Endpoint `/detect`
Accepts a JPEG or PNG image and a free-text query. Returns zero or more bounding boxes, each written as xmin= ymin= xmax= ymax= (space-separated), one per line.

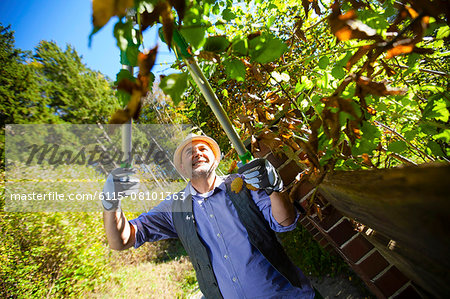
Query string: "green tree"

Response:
xmin=32 ymin=40 xmax=120 ymax=124
xmin=0 ymin=24 xmax=56 ymax=125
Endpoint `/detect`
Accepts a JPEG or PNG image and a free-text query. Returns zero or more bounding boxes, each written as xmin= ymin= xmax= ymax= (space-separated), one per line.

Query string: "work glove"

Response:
xmin=238 ymin=158 xmax=283 ymax=195
xmin=102 ymin=168 xmax=140 ymax=211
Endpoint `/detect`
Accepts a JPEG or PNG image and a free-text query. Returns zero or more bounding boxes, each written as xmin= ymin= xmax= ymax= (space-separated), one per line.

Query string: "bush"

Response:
xmin=0 ymin=212 xmax=110 ymax=297
xmin=279 ymin=226 xmax=349 ymax=277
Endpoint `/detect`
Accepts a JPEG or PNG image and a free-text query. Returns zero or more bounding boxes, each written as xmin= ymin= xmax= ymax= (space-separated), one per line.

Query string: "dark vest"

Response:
xmin=172 ymin=174 xmax=302 ymax=299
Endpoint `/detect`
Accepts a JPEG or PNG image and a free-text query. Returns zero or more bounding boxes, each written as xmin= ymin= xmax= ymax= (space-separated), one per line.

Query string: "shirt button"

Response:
xmin=232 ymin=277 xmax=237 ymax=282
xmin=216 ymin=233 xmax=221 ymax=238
xmin=224 ymin=254 xmax=228 ymax=259
xmin=209 ymin=214 xmax=214 ymax=218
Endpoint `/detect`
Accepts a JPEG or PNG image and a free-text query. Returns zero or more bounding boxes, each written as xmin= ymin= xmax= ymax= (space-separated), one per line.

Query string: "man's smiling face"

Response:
xmin=181 ymin=140 xmax=217 ymax=179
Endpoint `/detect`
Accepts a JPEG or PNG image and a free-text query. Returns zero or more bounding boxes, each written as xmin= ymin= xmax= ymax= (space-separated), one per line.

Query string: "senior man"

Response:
xmin=102 ymin=134 xmax=315 ymax=298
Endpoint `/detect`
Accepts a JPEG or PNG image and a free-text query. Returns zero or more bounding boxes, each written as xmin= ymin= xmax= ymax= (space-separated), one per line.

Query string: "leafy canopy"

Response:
xmin=89 ymin=0 xmax=449 ymax=186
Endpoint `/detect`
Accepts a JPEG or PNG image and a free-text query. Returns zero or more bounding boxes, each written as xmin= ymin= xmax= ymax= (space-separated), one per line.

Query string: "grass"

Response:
xmin=85 ymin=256 xmax=198 ymax=299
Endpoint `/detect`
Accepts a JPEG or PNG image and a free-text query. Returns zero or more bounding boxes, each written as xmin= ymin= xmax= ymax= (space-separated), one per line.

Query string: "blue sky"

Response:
xmin=0 ymin=0 xmax=177 ymax=80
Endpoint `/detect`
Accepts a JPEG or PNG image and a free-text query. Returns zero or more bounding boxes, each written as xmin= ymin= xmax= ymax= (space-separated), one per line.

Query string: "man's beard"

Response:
xmin=191 ymin=162 xmax=216 ymax=179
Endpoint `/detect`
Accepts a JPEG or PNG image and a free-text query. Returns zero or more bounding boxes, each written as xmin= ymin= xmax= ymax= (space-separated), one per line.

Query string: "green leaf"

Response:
xmin=406 ymin=53 xmax=420 ymax=67
xmin=113 ymin=20 xmax=133 ymax=51
xmin=336 ymin=51 xmax=352 ymax=67
xmin=387 ymin=140 xmax=407 ymax=153
xmin=423 ymin=98 xmax=449 ymax=122
xmin=318 ymin=56 xmax=329 ymax=70
xmin=212 ymin=4 xmax=220 ymax=15
xmin=249 ymin=33 xmax=288 ymax=64
xmin=125 ymin=44 xmax=139 ymax=67
xmin=436 ymin=25 xmax=450 ymax=39
xmin=159 ymin=72 xmax=188 ymax=106
xmin=179 ymin=8 xmax=206 ymax=49
xmin=351 ymin=121 xmax=381 ymax=156
xmin=147 ymin=72 xmax=155 ymax=90
xmin=427 ymin=140 xmax=444 ymax=156
xmin=222 ymin=89 xmax=229 ymax=97
xmin=434 ymin=129 xmax=450 ymax=143
xmin=116 ymin=90 xmax=131 ymax=107
xmin=223 ymin=59 xmax=246 ymax=81
xmin=420 ymin=123 xmax=438 ymax=135
xmin=267 ymin=16 xmax=276 ymax=28
xmin=115 ymin=69 xmax=134 ymax=84
xmin=222 ymin=8 xmax=236 ymax=21
xmin=403 ymin=130 xmax=417 ymax=141
xmin=331 ymin=66 xmax=346 ymax=79
xmin=203 ymin=36 xmax=230 ymax=53
xmin=231 ymin=38 xmax=248 ymax=56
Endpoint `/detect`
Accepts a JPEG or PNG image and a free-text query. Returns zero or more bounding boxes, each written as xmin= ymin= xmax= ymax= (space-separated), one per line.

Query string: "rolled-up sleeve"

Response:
xmin=129 ymin=199 xmax=178 ymax=248
xmin=250 ymin=189 xmax=299 ymax=233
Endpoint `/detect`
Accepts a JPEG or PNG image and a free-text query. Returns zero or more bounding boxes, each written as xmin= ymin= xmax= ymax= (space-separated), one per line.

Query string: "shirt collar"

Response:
xmin=185 ymin=175 xmax=226 ymax=199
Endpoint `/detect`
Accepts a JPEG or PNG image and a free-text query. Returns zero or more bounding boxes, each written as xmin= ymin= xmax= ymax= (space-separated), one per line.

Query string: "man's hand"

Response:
xmin=102 ymin=168 xmax=140 ymax=211
xmin=238 ymin=158 xmax=283 ymax=195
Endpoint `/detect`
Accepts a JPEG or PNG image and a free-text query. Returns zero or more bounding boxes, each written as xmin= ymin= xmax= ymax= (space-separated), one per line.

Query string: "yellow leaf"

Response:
xmin=386 ymin=44 xmax=414 ymax=59
xmin=231 ymin=177 xmax=244 ymax=193
xmin=246 ymin=183 xmax=258 ymax=191
xmin=92 ymin=0 xmax=134 ymax=28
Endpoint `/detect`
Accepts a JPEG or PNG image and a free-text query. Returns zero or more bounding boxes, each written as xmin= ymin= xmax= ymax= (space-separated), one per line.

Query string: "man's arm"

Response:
xmin=103 ymin=210 xmax=136 ymax=250
xmin=101 ymin=168 xmax=139 ymax=250
xmin=269 ymin=191 xmax=297 ymax=227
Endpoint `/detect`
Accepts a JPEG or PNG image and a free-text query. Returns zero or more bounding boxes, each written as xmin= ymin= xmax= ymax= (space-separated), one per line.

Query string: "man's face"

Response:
xmin=181 ymin=140 xmax=217 ymax=178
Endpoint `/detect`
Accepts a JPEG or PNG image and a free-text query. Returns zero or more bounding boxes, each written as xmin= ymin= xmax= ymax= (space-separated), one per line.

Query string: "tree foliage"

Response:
xmin=32 ymin=41 xmax=121 ymax=124
xmin=0 ymin=25 xmax=122 ymax=168
xmin=0 ymin=25 xmax=54 ymax=125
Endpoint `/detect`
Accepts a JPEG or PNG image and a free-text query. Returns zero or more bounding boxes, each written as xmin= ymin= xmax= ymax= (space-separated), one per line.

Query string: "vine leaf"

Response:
xmin=223 ymin=59 xmax=246 ymax=82
xmin=328 ymin=8 xmax=383 ymax=42
xmin=246 ymin=183 xmax=258 ymax=191
xmin=222 ymin=8 xmax=236 ymax=21
xmin=249 ymin=33 xmax=288 ymax=64
xmin=140 ymin=1 xmax=177 ymax=49
xmin=302 ymin=0 xmax=321 ymax=16
xmin=179 ymin=9 xmax=206 ymax=49
xmin=351 ymin=121 xmax=381 ymax=156
xmin=203 ymin=36 xmax=230 ymax=53
xmin=92 ymin=0 xmax=134 ymax=29
xmin=387 ymin=140 xmax=408 ymax=153
xmin=138 ymin=46 xmax=157 ymax=91
xmin=117 ymin=78 xmax=138 ymax=94
xmin=109 ymin=89 xmax=143 ymax=124
xmin=138 ymin=48 xmax=157 ymax=76
xmin=113 ymin=20 xmax=134 ymax=51
xmin=159 ymin=72 xmax=188 ymax=105
xmin=423 ymin=98 xmax=450 ymax=122
xmin=230 ymin=176 xmax=244 ymax=193
xmin=160 ymin=2 xmax=175 ymax=50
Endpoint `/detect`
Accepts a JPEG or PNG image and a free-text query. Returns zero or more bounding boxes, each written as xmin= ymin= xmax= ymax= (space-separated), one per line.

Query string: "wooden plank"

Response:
xmin=318 ymin=163 xmax=450 ymax=298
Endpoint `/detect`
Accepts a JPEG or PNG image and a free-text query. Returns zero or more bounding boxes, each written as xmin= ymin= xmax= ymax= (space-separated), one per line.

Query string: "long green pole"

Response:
xmin=166 ymin=29 xmax=252 ymax=164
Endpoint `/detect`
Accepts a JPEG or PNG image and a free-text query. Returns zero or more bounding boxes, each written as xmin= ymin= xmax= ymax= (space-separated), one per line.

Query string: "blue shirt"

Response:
xmin=130 ymin=176 xmax=314 ymax=299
